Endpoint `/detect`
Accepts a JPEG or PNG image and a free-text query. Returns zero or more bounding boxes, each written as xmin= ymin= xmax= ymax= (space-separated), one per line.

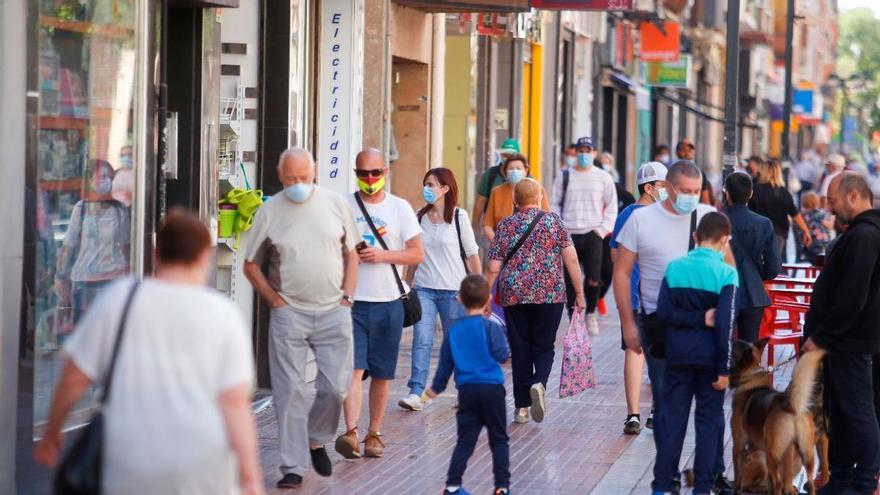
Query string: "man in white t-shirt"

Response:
xmin=244 ymin=148 xmax=360 ymax=488
xmin=336 ymin=148 xmax=424 ymax=460
xmin=613 ymin=160 xmax=734 ymax=494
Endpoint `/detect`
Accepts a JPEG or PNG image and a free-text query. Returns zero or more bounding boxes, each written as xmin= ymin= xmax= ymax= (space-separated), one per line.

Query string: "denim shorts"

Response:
xmin=352 ymin=300 xmax=405 ymax=380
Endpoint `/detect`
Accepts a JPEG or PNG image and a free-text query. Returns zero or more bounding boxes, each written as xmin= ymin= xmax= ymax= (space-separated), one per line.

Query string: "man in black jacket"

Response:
xmin=803 ymin=172 xmax=880 ymax=495
xmin=723 ymin=172 xmax=781 ymax=342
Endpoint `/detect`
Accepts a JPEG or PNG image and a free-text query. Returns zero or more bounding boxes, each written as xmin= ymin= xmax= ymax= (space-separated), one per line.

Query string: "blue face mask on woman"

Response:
xmin=506 ymin=169 xmax=526 ymax=184
xmin=672 ymin=189 xmax=700 ymax=215
xmin=284 ymin=183 xmax=314 ymax=203
xmin=423 ymin=186 xmax=438 ymax=204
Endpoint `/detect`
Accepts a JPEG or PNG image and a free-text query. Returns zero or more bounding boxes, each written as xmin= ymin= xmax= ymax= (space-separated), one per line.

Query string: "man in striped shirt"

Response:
xmin=551 ymin=136 xmax=618 ymax=335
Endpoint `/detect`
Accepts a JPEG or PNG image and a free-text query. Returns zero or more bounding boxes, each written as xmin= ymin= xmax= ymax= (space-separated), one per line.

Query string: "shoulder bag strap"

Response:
xmin=101 ymin=280 xmax=140 ymax=404
xmin=560 ymin=169 xmax=570 ymax=218
xmin=688 ymin=210 xmax=697 ymax=252
xmin=502 ymin=211 xmax=547 ymax=269
xmin=454 ymin=208 xmax=469 ymax=273
xmin=353 ymin=193 xmax=407 ymax=298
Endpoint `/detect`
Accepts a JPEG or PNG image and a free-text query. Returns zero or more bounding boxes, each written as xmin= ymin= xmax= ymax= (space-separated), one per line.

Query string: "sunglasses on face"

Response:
xmin=354 ymin=168 xmax=385 ymax=178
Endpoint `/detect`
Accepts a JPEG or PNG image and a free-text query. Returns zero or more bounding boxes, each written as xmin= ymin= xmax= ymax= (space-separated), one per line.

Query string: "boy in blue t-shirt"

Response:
xmin=427 ymin=274 xmax=511 ymax=495
xmin=651 ymin=212 xmax=738 ymax=495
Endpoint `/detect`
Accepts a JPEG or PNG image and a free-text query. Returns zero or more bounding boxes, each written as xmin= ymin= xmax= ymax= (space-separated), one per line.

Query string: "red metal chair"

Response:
xmin=759 ymin=300 xmax=809 ymax=368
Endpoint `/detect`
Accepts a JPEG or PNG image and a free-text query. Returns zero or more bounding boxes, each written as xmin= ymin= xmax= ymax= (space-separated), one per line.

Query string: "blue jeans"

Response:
xmin=407 ymin=287 xmax=465 ymax=396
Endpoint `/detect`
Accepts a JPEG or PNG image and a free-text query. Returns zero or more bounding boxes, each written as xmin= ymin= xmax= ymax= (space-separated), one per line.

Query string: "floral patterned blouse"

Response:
xmin=802 ymin=207 xmax=835 ymax=257
xmin=488 ymin=207 xmax=572 ymax=307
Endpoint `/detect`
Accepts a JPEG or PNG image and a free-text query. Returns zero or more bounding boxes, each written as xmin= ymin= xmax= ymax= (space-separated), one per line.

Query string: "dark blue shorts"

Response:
xmin=352 ymin=300 xmax=405 ymax=380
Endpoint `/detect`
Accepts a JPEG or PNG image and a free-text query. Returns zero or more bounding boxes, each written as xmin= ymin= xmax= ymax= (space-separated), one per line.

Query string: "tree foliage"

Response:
xmin=838 ymin=7 xmax=880 ymax=135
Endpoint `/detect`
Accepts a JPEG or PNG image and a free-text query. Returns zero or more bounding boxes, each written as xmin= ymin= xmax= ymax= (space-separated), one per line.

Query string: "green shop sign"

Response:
xmin=642 ymin=55 xmax=692 ymax=88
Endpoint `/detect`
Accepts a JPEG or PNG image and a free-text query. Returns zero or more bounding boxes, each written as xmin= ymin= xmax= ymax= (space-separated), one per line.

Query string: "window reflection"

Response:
xmin=34 ymin=0 xmax=137 ymax=434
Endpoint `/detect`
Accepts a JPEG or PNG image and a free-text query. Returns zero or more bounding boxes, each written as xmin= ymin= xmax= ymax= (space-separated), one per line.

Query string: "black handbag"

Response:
xmin=54 ymin=281 xmax=140 ymax=495
xmin=353 ymin=193 xmax=422 ymax=327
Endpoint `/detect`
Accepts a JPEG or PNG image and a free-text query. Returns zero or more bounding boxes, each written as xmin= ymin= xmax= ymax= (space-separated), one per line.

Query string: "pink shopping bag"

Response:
xmin=559 ymin=312 xmax=597 ymax=398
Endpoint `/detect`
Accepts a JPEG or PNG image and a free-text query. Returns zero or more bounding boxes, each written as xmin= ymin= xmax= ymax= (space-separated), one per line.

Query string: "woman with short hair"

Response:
xmin=37 ymin=210 xmax=263 ymax=495
xmin=482 ymin=153 xmax=550 ymax=242
xmin=487 ymin=178 xmax=585 ymax=425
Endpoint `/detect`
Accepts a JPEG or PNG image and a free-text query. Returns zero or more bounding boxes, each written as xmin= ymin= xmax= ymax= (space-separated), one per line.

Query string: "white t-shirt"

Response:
xmin=346 ymin=192 xmax=423 ymax=302
xmin=615 ymin=202 xmax=716 ymax=313
xmin=414 ymin=208 xmax=479 ymax=291
xmin=65 ymin=278 xmax=254 ymax=495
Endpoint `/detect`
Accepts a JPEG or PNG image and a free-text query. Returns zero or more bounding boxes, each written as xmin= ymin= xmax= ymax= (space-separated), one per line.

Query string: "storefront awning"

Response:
xmin=653 ymin=89 xmax=726 ymax=124
xmin=393 ymin=0 xmax=529 ymax=12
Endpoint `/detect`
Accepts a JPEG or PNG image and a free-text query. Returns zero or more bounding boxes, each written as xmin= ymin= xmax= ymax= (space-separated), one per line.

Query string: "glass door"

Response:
xmin=32 ymin=0 xmax=140 ymax=436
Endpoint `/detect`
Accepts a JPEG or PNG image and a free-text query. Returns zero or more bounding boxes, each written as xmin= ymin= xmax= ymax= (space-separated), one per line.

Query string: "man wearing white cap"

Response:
xmin=820 ymin=154 xmax=846 ymax=207
xmin=609 ymin=162 xmax=668 ymax=435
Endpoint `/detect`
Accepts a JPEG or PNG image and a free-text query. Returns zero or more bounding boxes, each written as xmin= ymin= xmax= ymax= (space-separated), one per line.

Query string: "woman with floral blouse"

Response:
xmin=487 ymin=178 xmax=586 ymax=425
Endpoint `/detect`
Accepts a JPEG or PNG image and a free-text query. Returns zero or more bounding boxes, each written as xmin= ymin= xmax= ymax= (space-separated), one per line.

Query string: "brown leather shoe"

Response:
xmin=334 ymin=428 xmax=361 ymax=459
xmin=363 ymin=430 xmax=385 ymax=458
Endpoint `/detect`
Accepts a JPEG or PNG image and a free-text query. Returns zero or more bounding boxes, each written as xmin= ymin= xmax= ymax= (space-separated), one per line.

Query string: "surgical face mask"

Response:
xmin=506 ymin=169 xmax=525 ymax=184
xmin=564 ymin=155 xmax=577 ymax=168
xmin=659 ymin=154 xmax=671 ymax=165
xmin=119 ymin=155 xmax=133 ymax=169
xmin=357 ymin=176 xmax=386 ymax=195
xmin=423 ymin=186 xmax=438 ymax=204
xmin=284 ymin=182 xmax=314 ymax=203
xmin=95 ymin=178 xmax=112 ymax=195
xmin=672 ymin=189 xmax=700 ymax=215
xmin=657 ymin=187 xmax=669 ymax=202
xmin=577 ymin=153 xmax=594 ymax=169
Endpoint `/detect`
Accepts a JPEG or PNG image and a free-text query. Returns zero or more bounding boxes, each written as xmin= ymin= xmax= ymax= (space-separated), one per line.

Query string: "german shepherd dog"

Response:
xmin=729 ymin=338 xmax=825 ymax=495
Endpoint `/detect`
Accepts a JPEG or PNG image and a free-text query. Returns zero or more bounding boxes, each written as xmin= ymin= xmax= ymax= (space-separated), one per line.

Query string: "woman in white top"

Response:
xmin=399 ymin=168 xmax=481 ymax=411
xmin=36 ymin=211 xmax=263 ymax=495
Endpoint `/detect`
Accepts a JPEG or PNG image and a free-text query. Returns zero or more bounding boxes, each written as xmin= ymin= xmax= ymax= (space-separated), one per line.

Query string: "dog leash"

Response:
xmin=767 ymin=353 xmax=798 ymax=373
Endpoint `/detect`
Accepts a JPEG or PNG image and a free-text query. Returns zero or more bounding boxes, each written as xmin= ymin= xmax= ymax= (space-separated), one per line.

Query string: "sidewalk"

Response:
xmin=256 ymin=302 xmax=797 ymax=494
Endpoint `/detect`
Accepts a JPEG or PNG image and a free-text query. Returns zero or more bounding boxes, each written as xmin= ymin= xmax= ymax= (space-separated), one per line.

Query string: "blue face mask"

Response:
xmin=506 ymin=169 xmax=526 ymax=184
xmin=657 ymin=187 xmax=669 ymax=202
xmin=564 ymin=155 xmax=577 ymax=168
xmin=577 ymin=153 xmax=594 ymax=169
xmin=673 ymin=190 xmax=700 ymax=215
xmin=423 ymin=186 xmax=438 ymax=204
xmin=284 ymin=183 xmax=314 ymax=203
xmin=96 ymin=178 xmax=112 ymax=195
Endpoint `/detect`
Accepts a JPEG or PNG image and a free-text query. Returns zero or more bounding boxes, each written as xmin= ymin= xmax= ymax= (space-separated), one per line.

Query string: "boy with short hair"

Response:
xmin=426 ymin=274 xmax=511 ymax=495
xmin=651 ymin=212 xmax=739 ymax=495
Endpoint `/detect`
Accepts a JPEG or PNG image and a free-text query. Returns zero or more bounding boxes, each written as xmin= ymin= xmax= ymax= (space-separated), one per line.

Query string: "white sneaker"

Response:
xmin=588 ymin=312 xmax=600 ymax=336
xmin=530 ymin=383 xmax=546 ymax=423
xmin=514 ymin=408 xmax=530 ymax=424
xmin=398 ymin=393 xmax=423 ymax=411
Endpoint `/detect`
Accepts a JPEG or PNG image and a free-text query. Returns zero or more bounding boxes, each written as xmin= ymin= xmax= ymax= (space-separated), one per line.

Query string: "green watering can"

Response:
xmin=221 ymin=188 xmax=263 ymax=249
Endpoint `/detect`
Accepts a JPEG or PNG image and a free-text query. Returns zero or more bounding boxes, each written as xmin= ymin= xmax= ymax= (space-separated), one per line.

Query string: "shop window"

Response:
xmin=32 ymin=0 xmax=138 ymax=436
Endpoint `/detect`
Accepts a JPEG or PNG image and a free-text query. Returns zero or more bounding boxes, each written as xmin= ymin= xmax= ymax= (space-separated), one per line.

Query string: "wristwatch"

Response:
xmin=342 ymin=294 xmax=355 ymax=305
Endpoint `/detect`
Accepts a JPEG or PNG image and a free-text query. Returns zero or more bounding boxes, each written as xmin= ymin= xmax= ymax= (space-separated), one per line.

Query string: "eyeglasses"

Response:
xmin=354 ymin=168 xmax=385 ymax=178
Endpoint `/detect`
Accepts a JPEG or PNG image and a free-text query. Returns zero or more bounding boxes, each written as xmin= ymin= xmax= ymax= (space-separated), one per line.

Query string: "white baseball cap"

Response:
xmin=637 ymin=162 xmax=668 ymax=185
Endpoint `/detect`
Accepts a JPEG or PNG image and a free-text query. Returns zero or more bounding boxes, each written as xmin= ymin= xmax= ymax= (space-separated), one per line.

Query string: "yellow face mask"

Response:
xmin=357 ymin=176 xmax=385 ymax=195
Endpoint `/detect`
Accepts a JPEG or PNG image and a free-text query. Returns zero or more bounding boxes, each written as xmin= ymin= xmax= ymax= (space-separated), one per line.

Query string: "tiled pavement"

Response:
xmin=257 ymin=301 xmax=799 ymax=495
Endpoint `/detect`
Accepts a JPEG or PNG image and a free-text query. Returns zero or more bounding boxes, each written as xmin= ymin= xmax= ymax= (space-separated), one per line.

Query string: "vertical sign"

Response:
xmin=317 ymin=0 xmax=363 ymax=193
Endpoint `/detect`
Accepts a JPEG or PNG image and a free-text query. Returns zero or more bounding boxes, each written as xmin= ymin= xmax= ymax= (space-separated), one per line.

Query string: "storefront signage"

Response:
xmin=642 ymin=54 xmax=692 ymax=88
xmin=529 ymin=0 xmax=633 ymax=10
xmin=639 ymin=21 xmax=680 ymax=62
xmin=317 ymin=0 xmax=364 ymax=193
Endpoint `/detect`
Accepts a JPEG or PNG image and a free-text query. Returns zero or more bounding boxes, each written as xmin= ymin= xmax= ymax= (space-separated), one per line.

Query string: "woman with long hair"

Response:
xmin=749 ymin=158 xmax=812 ymax=260
xmin=399 ymin=168 xmax=481 ymax=412
xmin=482 ymin=153 xmax=550 ymax=242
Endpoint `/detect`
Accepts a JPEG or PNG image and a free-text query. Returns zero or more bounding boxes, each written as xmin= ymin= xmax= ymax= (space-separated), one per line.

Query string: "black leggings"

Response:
xmin=564 ymin=232 xmax=604 ymax=314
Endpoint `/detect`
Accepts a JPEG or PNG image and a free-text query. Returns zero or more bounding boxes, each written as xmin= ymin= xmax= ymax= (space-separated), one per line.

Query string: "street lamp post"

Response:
xmin=829 ymin=73 xmax=866 ymax=154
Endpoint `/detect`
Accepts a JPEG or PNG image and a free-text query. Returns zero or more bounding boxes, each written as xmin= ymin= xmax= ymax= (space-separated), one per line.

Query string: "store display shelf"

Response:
xmin=39 ymin=116 xmax=88 ymax=131
xmin=218 ymin=237 xmax=237 ymax=250
xmin=39 ymin=178 xmax=83 ymax=192
xmin=39 ymin=15 xmax=134 ymax=40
